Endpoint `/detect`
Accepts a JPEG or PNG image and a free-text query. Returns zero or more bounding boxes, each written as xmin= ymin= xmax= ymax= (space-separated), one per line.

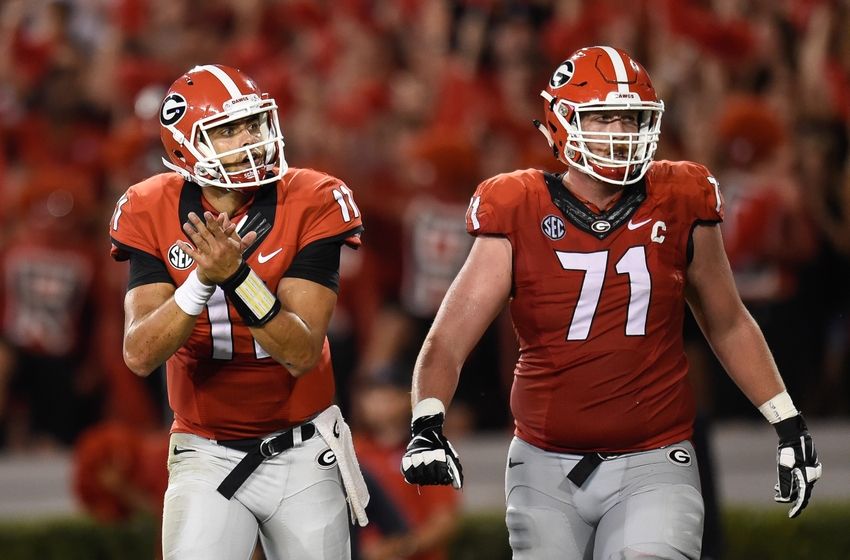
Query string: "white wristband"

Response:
xmin=758 ymin=391 xmax=799 ymax=424
xmin=413 ymin=397 xmax=446 ymax=421
xmin=173 ymin=270 xmax=215 ymax=316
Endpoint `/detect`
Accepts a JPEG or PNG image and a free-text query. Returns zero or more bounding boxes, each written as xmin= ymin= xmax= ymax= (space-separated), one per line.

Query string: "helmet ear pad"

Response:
xmin=540 ymin=97 xmax=577 ymax=166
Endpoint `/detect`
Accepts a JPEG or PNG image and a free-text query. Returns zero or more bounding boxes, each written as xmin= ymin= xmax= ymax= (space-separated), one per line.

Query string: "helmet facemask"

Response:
xmin=162 ymin=94 xmax=288 ymax=189
xmin=552 ymin=93 xmax=663 ymax=186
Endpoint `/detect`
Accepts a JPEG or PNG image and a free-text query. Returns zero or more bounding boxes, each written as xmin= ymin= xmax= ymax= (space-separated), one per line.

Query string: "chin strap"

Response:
xmin=532 ymin=119 xmax=559 ymax=160
xmin=161 ymin=155 xmax=287 ymax=190
xmin=532 ymin=119 xmax=553 ymax=146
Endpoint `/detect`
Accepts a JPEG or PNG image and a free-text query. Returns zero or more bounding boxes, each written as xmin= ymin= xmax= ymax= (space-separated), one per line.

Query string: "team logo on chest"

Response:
xmin=591 ymin=220 xmax=611 ymax=233
xmin=168 ymin=242 xmax=195 ymax=270
xmin=541 ymin=214 xmax=566 ymax=240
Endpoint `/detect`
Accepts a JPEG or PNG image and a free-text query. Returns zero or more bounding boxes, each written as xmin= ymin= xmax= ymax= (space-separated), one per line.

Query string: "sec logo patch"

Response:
xmin=168 ymin=242 xmax=194 ymax=270
xmin=541 ymin=215 xmax=566 ymax=240
xmin=317 ymin=449 xmax=337 ymax=469
xmin=667 ymin=447 xmax=692 ymax=466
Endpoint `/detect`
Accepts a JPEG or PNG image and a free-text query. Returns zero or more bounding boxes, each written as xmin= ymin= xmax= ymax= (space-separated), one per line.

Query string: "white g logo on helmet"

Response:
xmin=160 ymin=93 xmax=187 ymax=126
xmin=549 ymin=60 xmax=575 ymax=88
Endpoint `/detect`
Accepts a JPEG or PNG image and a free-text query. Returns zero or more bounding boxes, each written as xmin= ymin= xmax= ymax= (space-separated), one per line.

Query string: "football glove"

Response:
xmin=773 ymin=414 xmax=822 ymax=518
xmin=400 ymin=399 xmax=463 ymax=490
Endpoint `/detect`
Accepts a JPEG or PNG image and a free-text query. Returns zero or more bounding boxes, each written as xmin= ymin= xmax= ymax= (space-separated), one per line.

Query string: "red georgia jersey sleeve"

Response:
xmin=466 ymin=170 xmax=534 ymax=236
xmin=681 ymin=162 xmax=725 ymax=224
xmin=292 ymin=170 xmax=364 ymax=249
xmin=109 ymin=174 xmax=179 ymax=261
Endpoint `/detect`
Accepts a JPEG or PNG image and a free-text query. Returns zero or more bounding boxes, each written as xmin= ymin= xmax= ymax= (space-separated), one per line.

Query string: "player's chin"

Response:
xmin=223 ymin=152 xmax=266 ymax=172
xmin=223 ymin=162 xmax=253 ymax=172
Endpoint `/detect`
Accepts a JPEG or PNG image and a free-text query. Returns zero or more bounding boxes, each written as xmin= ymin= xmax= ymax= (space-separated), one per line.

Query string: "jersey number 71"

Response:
xmin=556 ymin=246 xmax=651 ymax=340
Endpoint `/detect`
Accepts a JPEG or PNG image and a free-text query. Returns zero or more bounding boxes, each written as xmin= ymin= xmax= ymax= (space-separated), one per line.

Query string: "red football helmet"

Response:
xmin=536 ymin=46 xmax=664 ymax=185
xmin=159 ymin=64 xmax=287 ymax=189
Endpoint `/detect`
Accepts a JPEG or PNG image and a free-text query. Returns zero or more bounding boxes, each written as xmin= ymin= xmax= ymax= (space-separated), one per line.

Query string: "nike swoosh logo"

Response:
xmin=173 ymin=446 xmax=194 ymax=455
xmin=627 ymin=218 xmax=652 ymax=230
xmin=508 ymin=459 xmax=524 ymax=468
xmin=257 ymin=248 xmax=283 ymax=263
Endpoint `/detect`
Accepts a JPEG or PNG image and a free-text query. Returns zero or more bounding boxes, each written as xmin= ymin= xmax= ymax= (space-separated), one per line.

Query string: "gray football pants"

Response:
xmin=505 ymin=437 xmax=704 ymax=560
xmin=162 ymin=431 xmax=350 ymax=560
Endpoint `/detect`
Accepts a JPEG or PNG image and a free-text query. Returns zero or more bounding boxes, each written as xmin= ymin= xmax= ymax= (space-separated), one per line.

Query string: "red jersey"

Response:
xmin=466 ymin=161 xmax=723 ymax=453
xmin=109 ymin=169 xmax=363 ymax=439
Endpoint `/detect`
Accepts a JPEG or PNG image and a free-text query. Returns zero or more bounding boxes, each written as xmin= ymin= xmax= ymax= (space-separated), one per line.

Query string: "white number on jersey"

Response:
xmin=111 ymin=193 xmax=129 ymax=231
xmin=468 ymin=195 xmax=482 ymax=230
xmin=556 ymin=246 xmax=652 ymax=340
xmin=333 ymin=185 xmax=360 ymax=222
xmin=706 ymin=176 xmax=722 ymax=213
xmin=207 ymin=288 xmax=270 ymax=359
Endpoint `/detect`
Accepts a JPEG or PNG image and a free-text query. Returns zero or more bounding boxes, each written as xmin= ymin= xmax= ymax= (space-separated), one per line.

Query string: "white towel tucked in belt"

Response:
xmin=314 ymin=405 xmax=370 ymax=526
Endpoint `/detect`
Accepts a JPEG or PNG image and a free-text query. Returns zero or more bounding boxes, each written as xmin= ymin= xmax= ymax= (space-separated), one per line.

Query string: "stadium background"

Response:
xmin=0 ymin=0 xmax=848 ymax=558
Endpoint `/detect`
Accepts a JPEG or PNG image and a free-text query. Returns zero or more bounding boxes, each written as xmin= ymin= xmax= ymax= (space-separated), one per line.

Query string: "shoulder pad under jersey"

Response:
xmin=283 ymin=168 xmax=364 ymax=250
xmin=109 ymin=173 xmax=184 ymax=261
xmin=466 ymin=169 xmax=542 ymax=236
xmin=647 ymin=160 xmax=724 ymax=223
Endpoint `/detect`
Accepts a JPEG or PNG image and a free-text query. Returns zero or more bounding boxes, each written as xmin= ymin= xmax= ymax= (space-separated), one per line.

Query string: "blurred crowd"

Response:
xmin=0 ymin=0 xmax=848 ymax=552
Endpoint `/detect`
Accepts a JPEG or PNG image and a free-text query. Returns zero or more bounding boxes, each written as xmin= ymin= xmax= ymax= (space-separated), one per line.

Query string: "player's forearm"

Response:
xmin=123 ymin=301 xmax=196 ymax=376
xmin=411 ymin=236 xmax=511 ymax=408
xmin=705 ymin=309 xmax=787 ymax=407
xmin=411 ymin=334 xmax=463 ymax=407
xmin=249 ymin=312 xmax=324 ymax=377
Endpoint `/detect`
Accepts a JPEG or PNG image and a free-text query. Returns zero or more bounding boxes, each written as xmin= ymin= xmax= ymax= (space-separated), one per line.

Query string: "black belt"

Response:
xmin=566 ymin=452 xmax=623 ymax=487
xmin=216 ymin=423 xmax=316 ymax=499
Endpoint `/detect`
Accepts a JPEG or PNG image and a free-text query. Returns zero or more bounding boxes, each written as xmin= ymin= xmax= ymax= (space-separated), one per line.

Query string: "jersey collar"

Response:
xmin=179 ymin=181 xmax=277 ymax=259
xmin=543 ymin=172 xmax=646 ymax=240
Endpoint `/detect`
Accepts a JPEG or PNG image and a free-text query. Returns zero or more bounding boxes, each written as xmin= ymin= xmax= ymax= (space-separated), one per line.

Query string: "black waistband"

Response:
xmin=565 ymin=449 xmax=643 ymax=487
xmin=566 ymin=453 xmax=604 ymax=487
xmin=218 ymin=423 xmax=316 ymax=453
xmin=217 ymin=423 xmax=316 ymax=499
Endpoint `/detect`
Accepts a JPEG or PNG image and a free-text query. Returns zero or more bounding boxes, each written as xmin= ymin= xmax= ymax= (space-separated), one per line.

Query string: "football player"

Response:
xmin=400 ymin=46 xmax=823 ymax=559
xmin=110 ymin=65 xmax=368 ymax=560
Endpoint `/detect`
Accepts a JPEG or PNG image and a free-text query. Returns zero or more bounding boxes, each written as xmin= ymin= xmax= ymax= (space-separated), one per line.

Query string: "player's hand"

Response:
xmin=400 ymin=399 xmax=463 ymax=489
xmin=218 ymin=212 xmax=258 ymax=251
xmin=180 ymin=212 xmax=247 ymax=284
xmin=774 ymin=414 xmax=822 ymax=518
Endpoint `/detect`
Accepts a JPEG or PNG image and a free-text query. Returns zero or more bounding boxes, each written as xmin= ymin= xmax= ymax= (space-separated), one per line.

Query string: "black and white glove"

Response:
xmin=400 ymin=398 xmax=463 ymax=490
xmin=774 ymin=414 xmax=822 ymax=518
